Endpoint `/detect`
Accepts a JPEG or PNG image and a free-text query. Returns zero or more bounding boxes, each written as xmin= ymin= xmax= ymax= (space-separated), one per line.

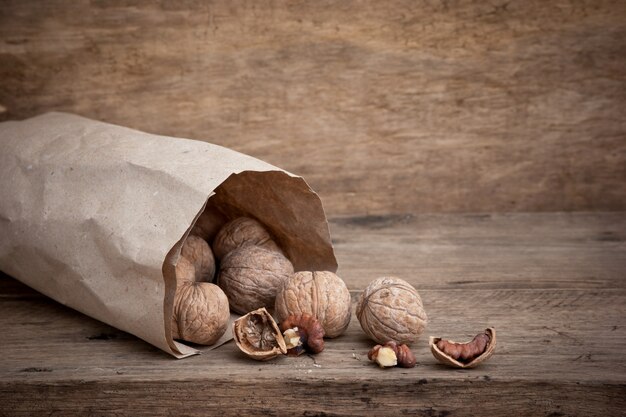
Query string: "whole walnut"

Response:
xmin=356 ymin=277 xmax=427 ymax=345
xmin=218 ymin=245 xmax=294 ymax=315
xmin=212 ymin=217 xmax=282 ymax=260
xmin=178 ymin=235 xmax=215 ymax=284
xmin=172 ymin=281 xmax=230 ymax=345
xmin=189 ymin=208 xmax=227 ymax=242
xmin=275 ymin=271 xmax=351 ymax=338
xmin=171 ymin=235 xmax=228 ymax=345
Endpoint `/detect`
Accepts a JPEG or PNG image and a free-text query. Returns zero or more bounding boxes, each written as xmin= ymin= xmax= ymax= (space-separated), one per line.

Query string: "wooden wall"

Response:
xmin=1 ymin=0 xmax=624 ymax=216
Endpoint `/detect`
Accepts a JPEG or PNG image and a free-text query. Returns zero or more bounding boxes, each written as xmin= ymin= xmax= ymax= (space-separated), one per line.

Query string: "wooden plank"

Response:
xmin=332 ymin=212 xmax=626 ymax=290
xmin=1 ymin=286 xmax=624 ymax=415
xmin=1 ymin=380 xmax=624 ymax=417
xmin=0 ymin=213 xmax=624 ymax=415
xmin=1 ymin=1 xmax=625 ymax=215
xmin=1 ymin=287 xmax=625 ymax=383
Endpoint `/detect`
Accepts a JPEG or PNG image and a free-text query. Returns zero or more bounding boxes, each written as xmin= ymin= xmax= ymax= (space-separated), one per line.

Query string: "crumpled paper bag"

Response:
xmin=0 ymin=112 xmax=337 ymax=358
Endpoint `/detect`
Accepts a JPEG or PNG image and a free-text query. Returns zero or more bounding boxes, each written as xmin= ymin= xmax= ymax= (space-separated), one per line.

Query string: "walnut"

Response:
xmin=212 ymin=217 xmax=282 ymax=260
xmin=172 ymin=282 xmax=230 ymax=345
xmin=233 ymin=307 xmax=287 ymax=361
xmin=189 ymin=208 xmax=227 ymax=242
xmin=430 ymin=328 xmax=496 ymax=368
xmin=218 ymin=246 xmax=294 ymax=315
xmin=171 ymin=235 xmax=228 ymax=345
xmin=368 ymin=341 xmax=417 ymax=368
xmin=177 ymin=235 xmax=215 ymax=284
xmin=279 ymin=313 xmax=325 ymax=356
xmin=274 ymin=271 xmax=351 ymax=338
xmin=356 ymin=277 xmax=428 ymax=345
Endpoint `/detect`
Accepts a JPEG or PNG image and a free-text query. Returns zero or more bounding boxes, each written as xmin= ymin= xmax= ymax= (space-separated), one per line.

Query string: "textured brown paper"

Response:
xmin=0 ymin=112 xmax=337 ymax=358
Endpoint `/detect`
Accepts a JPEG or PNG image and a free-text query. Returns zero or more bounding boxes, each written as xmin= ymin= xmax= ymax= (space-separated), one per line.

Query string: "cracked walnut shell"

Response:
xmin=218 ymin=245 xmax=294 ymax=315
xmin=275 ymin=271 xmax=351 ymax=338
xmin=233 ymin=307 xmax=287 ymax=361
xmin=430 ymin=328 xmax=496 ymax=369
xmin=356 ymin=277 xmax=428 ymax=345
xmin=212 ymin=217 xmax=282 ymax=260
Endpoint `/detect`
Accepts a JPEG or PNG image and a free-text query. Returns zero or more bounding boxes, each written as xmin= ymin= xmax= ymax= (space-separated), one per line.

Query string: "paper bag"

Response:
xmin=0 ymin=112 xmax=337 ymax=358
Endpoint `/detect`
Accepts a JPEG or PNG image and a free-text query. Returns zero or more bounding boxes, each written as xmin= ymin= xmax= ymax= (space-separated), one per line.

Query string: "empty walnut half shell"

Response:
xmin=233 ymin=307 xmax=287 ymax=361
xmin=430 ymin=328 xmax=496 ymax=369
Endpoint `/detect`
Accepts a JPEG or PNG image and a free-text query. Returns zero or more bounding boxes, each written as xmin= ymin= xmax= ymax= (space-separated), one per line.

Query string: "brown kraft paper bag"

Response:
xmin=0 ymin=112 xmax=337 ymax=358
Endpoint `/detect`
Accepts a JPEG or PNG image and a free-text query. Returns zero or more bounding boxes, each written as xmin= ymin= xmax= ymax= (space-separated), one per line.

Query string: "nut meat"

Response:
xmin=368 ymin=341 xmax=417 ymax=368
xmin=218 ymin=246 xmax=294 ymax=314
xmin=430 ymin=328 xmax=496 ymax=369
xmin=280 ymin=313 xmax=325 ymax=356
xmin=212 ymin=217 xmax=282 ymax=260
xmin=275 ymin=271 xmax=351 ymax=338
xmin=356 ymin=277 xmax=428 ymax=345
xmin=233 ymin=307 xmax=287 ymax=361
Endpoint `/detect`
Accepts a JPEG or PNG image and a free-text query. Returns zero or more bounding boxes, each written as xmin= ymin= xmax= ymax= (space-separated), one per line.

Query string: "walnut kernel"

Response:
xmin=368 ymin=341 xmax=417 ymax=368
xmin=430 ymin=328 xmax=496 ymax=369
xmin=279 ymin=313 xmax=325 ymax=355
xmin=368 ymin=345 xmax=397 ymax=368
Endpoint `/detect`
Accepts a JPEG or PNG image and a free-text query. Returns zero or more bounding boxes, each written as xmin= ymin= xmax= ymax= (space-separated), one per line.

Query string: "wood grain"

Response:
xmin=1 ymin=1 xmax=625 ymax=215
xmin=1 ymin=212 xmax=625 ymax=415
xmin=332 ymin=212 xmax=626 ymax=290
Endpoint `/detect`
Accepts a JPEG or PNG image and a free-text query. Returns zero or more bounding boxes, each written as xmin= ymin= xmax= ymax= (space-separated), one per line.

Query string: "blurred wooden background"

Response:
xmin=1 ymin=0 xmax=624 ymax=216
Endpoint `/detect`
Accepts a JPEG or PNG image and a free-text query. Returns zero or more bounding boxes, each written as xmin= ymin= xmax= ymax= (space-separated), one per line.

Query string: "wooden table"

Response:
xmin=1 ymin=212 xmax=624 ymax=416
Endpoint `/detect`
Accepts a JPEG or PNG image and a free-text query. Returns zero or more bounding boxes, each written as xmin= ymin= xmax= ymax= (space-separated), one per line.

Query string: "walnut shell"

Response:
xmin=430 ymin=328 xmax=496 ymax=369
xmin=356 ymin=277 xmax=428 ymax=345
xmin=212 ymin=217 xmax=282 ymax=260
xmin=233 ymin=307 xmax=287 ymax=361
xmin=189 ymin=208 xmax=227 ymax=241
xmin=275 ymin=271 xmax=351 ymax=338
xmin=218 ymin=246 xmax=294 ymax=315
xmin=172 ymin=282 xmax=230 ymax=345
xmin=176 ymin=235 xmax=215 ymax=285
